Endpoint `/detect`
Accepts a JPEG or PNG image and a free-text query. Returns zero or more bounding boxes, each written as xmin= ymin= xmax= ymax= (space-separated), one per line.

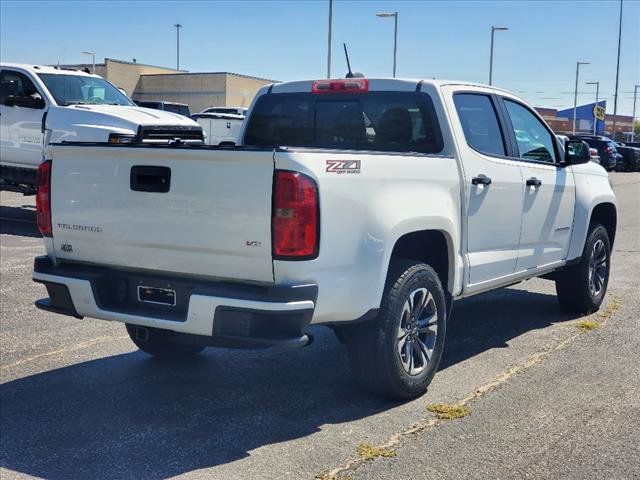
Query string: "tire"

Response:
xmin=126 ymin=324 xmax=205 ymax=358
xmin=555 ymin=223 xmax=611 ymax=314
xmin=345 ymin=260 xmax=447 ymax=399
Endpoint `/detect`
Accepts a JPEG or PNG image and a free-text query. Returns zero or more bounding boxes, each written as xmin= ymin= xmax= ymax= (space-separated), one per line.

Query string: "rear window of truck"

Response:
xmin=244 ymin=91 xmax=443 ymax=154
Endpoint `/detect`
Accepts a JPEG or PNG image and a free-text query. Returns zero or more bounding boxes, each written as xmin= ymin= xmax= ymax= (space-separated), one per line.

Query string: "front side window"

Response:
xmin=453 ymin=93 xmax=505 ymax=157
xmin=244 ymin=91 xmax=443 ymax=154
xmin=38 ymin=73 xmax=134 ymax=106
xmin=0 ymin=70 xmax=43 ymax=106
xmin=504 ymin=99 xmax=556 ymax=163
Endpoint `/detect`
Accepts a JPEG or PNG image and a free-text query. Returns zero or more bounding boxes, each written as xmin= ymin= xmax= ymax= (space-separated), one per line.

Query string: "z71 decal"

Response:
xmin=326 ymin=160 xmax=361 ymax=174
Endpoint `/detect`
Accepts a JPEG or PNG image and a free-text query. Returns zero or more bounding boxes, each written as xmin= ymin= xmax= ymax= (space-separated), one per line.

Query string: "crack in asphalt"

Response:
xmin=315 ymin=297 xmax=620 ymax=480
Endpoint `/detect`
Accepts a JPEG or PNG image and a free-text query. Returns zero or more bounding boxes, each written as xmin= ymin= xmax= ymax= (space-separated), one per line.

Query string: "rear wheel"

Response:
xmin=345 ymin=260 xmax=447 ymax=399
xmin=126 ymin=324 xmax=205 ymax=358
xmin=555 ymin=223 xmax=611 ymax=314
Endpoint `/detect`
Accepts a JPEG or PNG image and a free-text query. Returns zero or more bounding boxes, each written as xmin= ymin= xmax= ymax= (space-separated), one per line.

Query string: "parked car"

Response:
xmin=33 ymin=77 xmax=616 ymax=399
xmin=135 ymin=101 xmax=191 ymax=117
xmin=200 ymin=106 xmax=248 ymax=116
xmin=569 ymin=135 xmax=618 ymax=171
xmin=0 ymin=63 xmax=203 ymax=193
xmin=191 ymin=112 xmax=244 ymax=146
xmin=612 ymin=143 xmax=640 ymax=172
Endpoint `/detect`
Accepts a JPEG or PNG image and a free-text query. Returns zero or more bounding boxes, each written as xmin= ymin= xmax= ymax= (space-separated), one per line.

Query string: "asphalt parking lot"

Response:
xmin=1 ymin=173 xmax=639 ymax=480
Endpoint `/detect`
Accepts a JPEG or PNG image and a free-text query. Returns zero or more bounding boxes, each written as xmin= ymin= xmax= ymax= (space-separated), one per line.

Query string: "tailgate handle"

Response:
xmin=130 ymin=166 xmax=171 ymax=193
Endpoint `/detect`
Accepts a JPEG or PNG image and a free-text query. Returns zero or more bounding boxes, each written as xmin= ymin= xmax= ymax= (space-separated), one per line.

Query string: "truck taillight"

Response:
xmin=311 ymin=78 xmax=369 ymax=94
xmin=36 ymin=160 xmax=52 ymax=237
xmin=272 ymin=170 xmax=319 ymax=259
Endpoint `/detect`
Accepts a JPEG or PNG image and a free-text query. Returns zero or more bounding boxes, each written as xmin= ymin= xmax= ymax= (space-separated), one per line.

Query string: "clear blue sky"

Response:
xmin=1 ymin=0 xmax=638 ymax=114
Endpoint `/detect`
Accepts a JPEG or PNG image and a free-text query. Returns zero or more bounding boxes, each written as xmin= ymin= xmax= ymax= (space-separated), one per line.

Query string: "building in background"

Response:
xmin=132 ymin=72 xmax=273 ymax=113
xmin=61 ymin=58 xmax=180 ymax=97
xmin=536 ymin=101 xmax=633 ymax=140
xmin=557 ymin=102 xmax=608 ymax=135
xmin=535 ymin=107 xmax=572 ymax=133
xmin=60 ymin=58 xmax=275 ymax=113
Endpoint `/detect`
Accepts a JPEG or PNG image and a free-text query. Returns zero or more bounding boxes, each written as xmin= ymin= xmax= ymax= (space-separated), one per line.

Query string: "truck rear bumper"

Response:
xmin=32 ymin=256 xmax=317 ymax=348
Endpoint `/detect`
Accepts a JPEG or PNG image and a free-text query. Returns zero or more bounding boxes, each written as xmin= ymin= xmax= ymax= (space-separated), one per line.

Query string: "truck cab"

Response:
xmin=0 ymin=63 xmax=203 ymax=192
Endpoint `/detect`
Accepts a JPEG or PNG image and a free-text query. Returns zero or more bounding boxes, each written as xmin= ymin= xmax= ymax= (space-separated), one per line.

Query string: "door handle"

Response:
xmin=130 ymin=166 xmax=171 ymax=193
xmin=472 ymin=175 xmax=492 ymax=186
xmin=526 ymin=177 xmax=542 ymax=187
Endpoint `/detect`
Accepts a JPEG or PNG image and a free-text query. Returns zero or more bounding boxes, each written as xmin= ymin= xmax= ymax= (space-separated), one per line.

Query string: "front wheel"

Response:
xmin=126 ymin=324 xmax=205 ymax=358
xmin=555 ymin=223 xmax=611 ymax=314
xmin=345 ymin=260 xmax=447 ymax=399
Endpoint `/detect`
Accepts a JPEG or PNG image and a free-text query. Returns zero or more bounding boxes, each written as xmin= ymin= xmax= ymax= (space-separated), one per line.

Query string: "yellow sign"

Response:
xmin=593 ymin=105 xmax=606 ymax=121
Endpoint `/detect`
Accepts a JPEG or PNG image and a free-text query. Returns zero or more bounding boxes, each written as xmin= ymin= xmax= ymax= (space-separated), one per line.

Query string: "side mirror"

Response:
xmin=4 ymin=95 xmax=45 ymax=109
xmin=564 ymin=140 xmax=590 ymax=166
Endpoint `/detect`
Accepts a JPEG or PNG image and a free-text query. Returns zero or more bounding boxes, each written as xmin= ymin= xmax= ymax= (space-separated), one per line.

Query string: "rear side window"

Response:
xmin=453 ymin=93 xmax=505 ymax=157
xmin=0 ymin=70 xmax=42 ymax=105
xmin=244 ymin=91 xmax=443 ymax=154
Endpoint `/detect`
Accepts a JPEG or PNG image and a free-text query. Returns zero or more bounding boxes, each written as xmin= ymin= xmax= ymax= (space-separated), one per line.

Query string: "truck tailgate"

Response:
xmin=49 ymin=145 xmax=275 ymax=283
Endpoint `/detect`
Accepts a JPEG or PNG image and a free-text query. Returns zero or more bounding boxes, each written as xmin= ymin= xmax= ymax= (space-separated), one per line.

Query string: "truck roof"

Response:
xmin=0 ymin=62 xmax=100 ymax=78
xmin=267 ymin=77 xmax=518 ymax=98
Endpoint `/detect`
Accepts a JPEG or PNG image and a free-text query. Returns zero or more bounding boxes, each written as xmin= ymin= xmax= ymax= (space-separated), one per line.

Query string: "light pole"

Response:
xmin=82 ymin=51 xmax=95 ymax=74
xmin=174 ymin=23 xmax=183 ymax=70
xmin=586 ymin=81 xmax=600 ymax=135
xmin=611 ymin=0 xmax=623 ymax=138
xmin=327 ymin=0 xmax=333 ymax=78
xmin=489 ymin=26 xmax=508 ymax=86
xmin=632 ymin=85 xmax=639 ymax=142
xmin=376 ymin=12 xmax=398 ymax=77
xmin=572 ymin=61 xmax=590 ymax=134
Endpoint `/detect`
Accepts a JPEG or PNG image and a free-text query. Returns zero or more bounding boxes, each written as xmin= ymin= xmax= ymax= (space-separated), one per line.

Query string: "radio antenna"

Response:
xmin=343 ymin=43 xmax=354 ymax=78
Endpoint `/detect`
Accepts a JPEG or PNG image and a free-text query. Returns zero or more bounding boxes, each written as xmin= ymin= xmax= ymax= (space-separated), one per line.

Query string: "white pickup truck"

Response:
xmin=32 ymin=78 xmax=616 ymax=399
xmin=0 ymin=63 xmax=203 ymax=193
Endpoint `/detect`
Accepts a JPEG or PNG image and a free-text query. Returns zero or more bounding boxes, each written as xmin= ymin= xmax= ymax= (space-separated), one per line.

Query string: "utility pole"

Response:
xmin=573 ymin=61 xmax=590 ymax=134
xmin=174 ymin=23 xmax=183 ymax=70
xmin=611 ymin=0 xmax=623 ymax=139
xmin=489 ymin=26 xmax=508 ymax=85
xmin=632 ymin=85 xmax=639 ymax=142
xmin=586 ymin=81 xmax=600 ymax=135
xmin=327 ymin=0 xmax=333 ymax=78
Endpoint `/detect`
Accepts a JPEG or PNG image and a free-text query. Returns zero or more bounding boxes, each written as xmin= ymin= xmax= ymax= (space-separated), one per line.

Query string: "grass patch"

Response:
xmin=577 ymin=319 xmax=599 ymax=331
xmin=598 ymin=298 xmax=620 ymax=320
xmin=356 ymin=443 xmax=397 ymax=461
xmin=427 ymin=403 xmax=471 ymax=419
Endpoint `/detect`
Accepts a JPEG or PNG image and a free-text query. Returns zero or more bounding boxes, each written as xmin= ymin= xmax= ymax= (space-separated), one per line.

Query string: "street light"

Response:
xmin=488 ymin=26 xmax=508 ymax=86
xmin=327 ymin=0 xmax=333 ymax=78
xmin=174 ymin=23 xmax=183 ymax=70
xmin=376 ymin=12 xmax=398 ymax=78
xmin=632 ymin=85 xmax=639 ymax=142
xmin=586 ymin=81 xmax=600 ymax=135
xmin=572 ymin=61 xmax=590 ymax=134
xmin=81 ymin=51 xmax=95 ymax=74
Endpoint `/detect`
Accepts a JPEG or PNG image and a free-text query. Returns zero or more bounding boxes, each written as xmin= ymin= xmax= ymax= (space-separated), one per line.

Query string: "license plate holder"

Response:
xmin=137 ymin=286 xmax=176 ymax=307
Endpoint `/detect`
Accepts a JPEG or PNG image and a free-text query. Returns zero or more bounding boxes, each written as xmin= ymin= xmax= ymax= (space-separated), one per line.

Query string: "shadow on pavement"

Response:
xmin=1 ymin=287 xmax=577 ymax=479
xmin=0 ymin=206 xmax=39 ymax=238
